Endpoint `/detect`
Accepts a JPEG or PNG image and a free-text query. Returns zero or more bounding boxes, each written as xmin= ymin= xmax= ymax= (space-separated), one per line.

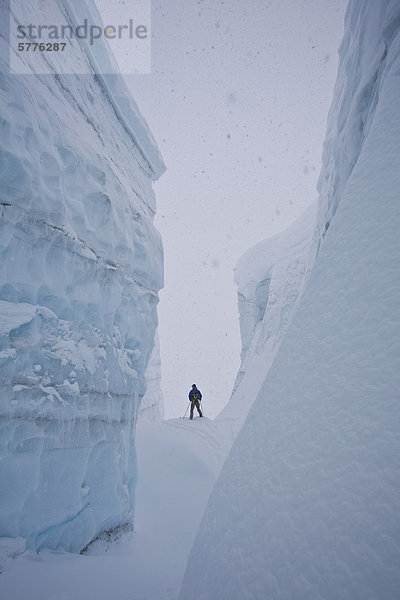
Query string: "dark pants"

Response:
xmin=190 ymin=400 xmax=202 ymax=419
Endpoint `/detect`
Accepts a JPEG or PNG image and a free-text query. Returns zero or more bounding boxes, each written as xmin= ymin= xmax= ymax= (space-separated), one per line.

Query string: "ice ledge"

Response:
xmin=58 ymin=0 xmax=166 ymax=180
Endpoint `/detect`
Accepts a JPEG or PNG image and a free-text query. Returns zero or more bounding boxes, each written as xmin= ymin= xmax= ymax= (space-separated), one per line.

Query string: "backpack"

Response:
xmin=191 ymin=389 xmax=200 ymax=402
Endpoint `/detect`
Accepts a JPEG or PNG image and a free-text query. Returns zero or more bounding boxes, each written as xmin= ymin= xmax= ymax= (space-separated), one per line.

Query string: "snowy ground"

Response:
xmin=0 ymin=415 xmax=226 ymax=600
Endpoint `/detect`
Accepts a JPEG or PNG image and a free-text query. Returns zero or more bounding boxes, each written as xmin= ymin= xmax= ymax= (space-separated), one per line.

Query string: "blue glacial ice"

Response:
xmin=0 ymin=0 xmax=165 ymax=552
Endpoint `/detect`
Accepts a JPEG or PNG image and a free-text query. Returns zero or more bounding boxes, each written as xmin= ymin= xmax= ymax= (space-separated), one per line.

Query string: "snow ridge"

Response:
xmin=316 ymin=0 xmax=400 ymax=242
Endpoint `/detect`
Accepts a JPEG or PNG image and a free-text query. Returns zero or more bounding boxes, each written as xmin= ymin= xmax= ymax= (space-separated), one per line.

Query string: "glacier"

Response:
xmin=1 ymin=0 xmax=400 ymax=597
xmin=180 ymin=1 xmax=400 ymax=598
xmin=215 ymin=201 xmax=318 ymax=446
xmin=0 ymin=0 xmax=165 ymax=553
xmin=140 ymin=331 xmax=165 ymax=423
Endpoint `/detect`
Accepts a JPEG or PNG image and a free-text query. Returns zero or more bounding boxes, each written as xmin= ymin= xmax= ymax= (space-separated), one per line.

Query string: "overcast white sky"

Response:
xmin=97 ymin=0 xmax=347 ymax=418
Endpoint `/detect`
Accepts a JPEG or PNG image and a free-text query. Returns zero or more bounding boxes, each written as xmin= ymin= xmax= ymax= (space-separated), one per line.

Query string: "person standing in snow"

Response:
xmin=189 ymin=384 xmax=203 ymax=420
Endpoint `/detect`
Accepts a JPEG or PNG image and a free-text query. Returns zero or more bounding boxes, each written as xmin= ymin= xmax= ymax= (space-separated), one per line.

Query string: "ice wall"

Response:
xmin=315 ymin=0 xmax=399 ymax=243
xmin=214 ymin=203 xmax=317 ymax=444
xmin=180 ymin=1 xmax=400 ymax=598
xmin=234 ymin=202 xmax=317 ymax=379
xmin=140 ymin=331 xmax=165 ymax=422
xmin=0 ymin=0 xmax=165 ymax=552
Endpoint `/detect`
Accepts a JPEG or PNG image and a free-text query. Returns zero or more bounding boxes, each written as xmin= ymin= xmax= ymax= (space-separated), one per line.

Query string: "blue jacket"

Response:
xmin=189 ymin=387 xmax=202 ymax=401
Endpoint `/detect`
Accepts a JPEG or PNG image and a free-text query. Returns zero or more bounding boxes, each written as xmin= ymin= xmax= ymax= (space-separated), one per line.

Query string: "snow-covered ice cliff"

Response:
xmin=180 ymin=1 xmax=400 ymax=598
xmin=234 ymin=201 xmax=318 ymax=385
xmin=215 ymin=201 xmax=318 ymax=445
xmin=140 ymin=331 xmax=165 ymax=422
xmin=0 ymin=0 xmax=165 ymax=553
